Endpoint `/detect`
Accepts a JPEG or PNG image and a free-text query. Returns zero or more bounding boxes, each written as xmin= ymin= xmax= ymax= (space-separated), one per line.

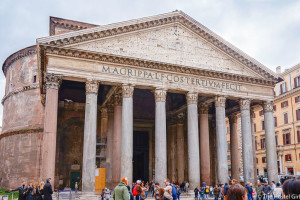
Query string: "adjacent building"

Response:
xmin=254 ymin=65 xmax=300 ymax=176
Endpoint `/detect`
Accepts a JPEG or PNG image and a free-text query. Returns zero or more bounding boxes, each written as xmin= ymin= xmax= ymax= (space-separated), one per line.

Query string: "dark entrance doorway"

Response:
xmin=133 ymin=131 xmax=149 ymax=182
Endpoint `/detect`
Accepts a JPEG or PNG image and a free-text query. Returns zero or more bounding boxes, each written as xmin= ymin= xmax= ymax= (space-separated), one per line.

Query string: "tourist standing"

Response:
xmin=11 ymin=181 xmax=28 ymax=200
xmin=282 ymin=178 xmax=300 ymax=200
xmin=133 ymin=180 xmax=142 ymax=200
xmin=164 ymin=186 xmax=173 ymax=200
xmin=225 ymin=184 xmax=247 ymax=200
xmin=36 ymin=182 xmax=44 ymax=200
xmin=220 ymin=185 xmax=224 ymax=200
xmin=262 ymin=182 xmax=271 ymax=200
xmin=245 ymin=182 xmax=253 ymax=200
xmin=213 ymin=185 xmax=220 ymax=200
xmin=194 ymin=187 xmax=199 ymax=200
xmin=273 ymin=183 xmax=282 ymax=200
xmin=164 ymin=179 xmax=177 ymax=200
xmin=127 ymin=186 xmax=134 ymax=200
xmin=255 ymin=182 xmax=263 ymax=200
xmin=185 ymin=182 xmax=189 ymax=194
xmin=105 ymin=188 xmax=111 ymax=200
xmin=43 ymin=178 xmax=53 ymax=200
xmin=113 ymin=177 xmax=129 ymax=200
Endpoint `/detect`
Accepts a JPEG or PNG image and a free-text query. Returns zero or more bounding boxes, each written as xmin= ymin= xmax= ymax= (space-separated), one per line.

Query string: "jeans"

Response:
xmin=215 ymin=197 xmax=218 ymax=200
xmin=145 ymin=191 xmax=148 ymax=197
xmin=264 ymin=194 xmax=270 ymax=200
xmin=248 ymin=193 xmax=253 ymax=200
xmin=136 ymin=196 xmax=141 ymax=200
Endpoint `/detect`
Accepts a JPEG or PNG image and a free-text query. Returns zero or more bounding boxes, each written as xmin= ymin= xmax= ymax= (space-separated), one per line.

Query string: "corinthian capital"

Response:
xmin=100 ymin=107 xmax=108 ymax=118
xmin=199 ymin=103 xmax=209 ymax=114
xmin=44 ymin=73 xmax=62 ymax=90
xmin=154 ymin=88 xmax=167 ymax=102
xmin=263 ymin=101 xmax=274 ymax=113
xmin=86 ymin=79 xmax=99 ymax=94
xmin=122 ymin=84 xmax=134 ymax=98
xmin=239 ymin=99 xmax=251 ymax=111
xmin=214 ymin=96 xmax=226 ymax=107
xmin=186 ymin=92 xmax=198 ymax=104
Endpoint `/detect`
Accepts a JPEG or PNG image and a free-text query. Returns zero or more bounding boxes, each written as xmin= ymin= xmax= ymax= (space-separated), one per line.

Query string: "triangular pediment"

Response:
xmin=37 ymin=11 xmax=278 ymax=81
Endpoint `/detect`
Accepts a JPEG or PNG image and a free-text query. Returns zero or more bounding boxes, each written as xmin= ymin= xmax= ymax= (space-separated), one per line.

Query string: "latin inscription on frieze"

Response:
xmin=102 ymin=66 xmax=242 ymax=91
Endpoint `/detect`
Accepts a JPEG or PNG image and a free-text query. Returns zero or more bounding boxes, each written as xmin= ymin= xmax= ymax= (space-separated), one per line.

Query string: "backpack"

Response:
xmin=200 ymin=189 xmax=204 ymax=195
xmin=206 ymin=188 xmax=209 ymax=193
xmin=133 ymin=186 xmax=138 ymax=196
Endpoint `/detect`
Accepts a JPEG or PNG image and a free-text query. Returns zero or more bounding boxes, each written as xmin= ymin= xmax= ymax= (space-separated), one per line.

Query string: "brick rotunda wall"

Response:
xmin=0 ymin=46 xmax=45 ymax=189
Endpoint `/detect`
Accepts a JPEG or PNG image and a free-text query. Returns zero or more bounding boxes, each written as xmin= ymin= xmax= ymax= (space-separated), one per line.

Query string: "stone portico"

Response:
xmin=0 ymin=11 xmax=280 ymax=192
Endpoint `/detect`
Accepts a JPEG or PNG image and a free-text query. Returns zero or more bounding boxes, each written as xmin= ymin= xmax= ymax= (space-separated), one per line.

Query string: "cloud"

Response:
xmin=0 ymin=0 xmax=300 ymax=126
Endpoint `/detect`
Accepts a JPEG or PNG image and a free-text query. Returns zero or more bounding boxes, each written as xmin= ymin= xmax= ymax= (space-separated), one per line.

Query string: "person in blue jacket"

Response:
xmin=164 ymin=179 xmax=178 ymax=200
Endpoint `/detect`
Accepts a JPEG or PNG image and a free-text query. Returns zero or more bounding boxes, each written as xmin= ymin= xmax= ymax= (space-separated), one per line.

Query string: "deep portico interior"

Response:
xmin=0 ymin=11 xmax=280 ymax=192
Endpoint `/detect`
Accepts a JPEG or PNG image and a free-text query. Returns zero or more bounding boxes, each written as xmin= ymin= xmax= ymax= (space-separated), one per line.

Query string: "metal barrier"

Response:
xmin=1 ymin=192 xmax=13 ymax=200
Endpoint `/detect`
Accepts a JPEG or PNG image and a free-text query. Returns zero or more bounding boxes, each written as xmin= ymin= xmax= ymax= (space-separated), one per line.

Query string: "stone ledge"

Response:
xmin=0 ymin=127 xmax=43 ymax=141
xmin=1 ymin=84 xmax=39 ymax=105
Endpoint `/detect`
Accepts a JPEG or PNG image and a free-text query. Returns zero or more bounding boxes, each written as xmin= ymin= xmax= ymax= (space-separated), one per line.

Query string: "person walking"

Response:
xmin=104 ymin=188 xmax=111 ymax=200
xmin=194 ymin=187 xmax=199 ymax=200
xmin=220 ymin=185 xmax=224 ymax=200
xmin=43 ymin=178 xmax=53 ymax=200
xmin=213 ymin=185 xmax=220 ymax=200
xmin=245 ymin=182 xmax=253 ymax=200
xmin=11 ymin=181 xmax=28 ymax=200
xmin=36 ymin=182 xmax=44 ymax=200
xmin=185 ymin=182 xmax=189 ymax=194
xmin=113 ymin=177 xmax=129 ymax=200
xmin=255 ymin=182 xmax=263 ymax=200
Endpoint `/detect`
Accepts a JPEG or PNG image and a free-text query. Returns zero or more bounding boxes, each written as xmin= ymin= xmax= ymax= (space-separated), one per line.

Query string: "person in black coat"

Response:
xmin=11 ymin=181 xmax=28 ymax=200
xmin=43 ymin=178 xmax=53 ymax=200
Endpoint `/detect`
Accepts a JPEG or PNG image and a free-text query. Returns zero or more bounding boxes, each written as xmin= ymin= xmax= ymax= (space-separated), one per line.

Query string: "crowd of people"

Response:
xmin=113 ymin=177 xmax=300 ymax=200
xmin=10 ymin=178 xmax=53 ymax=200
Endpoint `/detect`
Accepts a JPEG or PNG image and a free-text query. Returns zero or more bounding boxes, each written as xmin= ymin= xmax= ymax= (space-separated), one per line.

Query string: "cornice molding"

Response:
xmin=0 ymin=127 xmax=43 ymax=141
xmin=37 ymin=11 xmax=278 ymax=82
xmin=1 ymin=84 xmax=39 ymax=105
xmin=2 ymin=45 xmax=37 ymax=75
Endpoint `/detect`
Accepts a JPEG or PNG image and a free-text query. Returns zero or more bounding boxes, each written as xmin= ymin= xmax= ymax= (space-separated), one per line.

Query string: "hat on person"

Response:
xmin=137 ymin=180 xmax=142 ymax=184
xmin=155 ymin=182 xmax=160 ymax=186
xmin=276 ymin=182 xmax=280 ymax=187
xmin=121 ymin=177 xmax=128 ymax=185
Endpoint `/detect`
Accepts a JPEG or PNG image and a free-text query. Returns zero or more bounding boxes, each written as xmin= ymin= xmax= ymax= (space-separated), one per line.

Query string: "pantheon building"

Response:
xmin=0 ymin=11 xmax=280 ymax=192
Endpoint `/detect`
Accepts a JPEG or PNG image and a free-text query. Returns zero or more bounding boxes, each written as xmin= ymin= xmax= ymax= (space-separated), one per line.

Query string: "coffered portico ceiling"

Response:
xmin=37 ymin=11 xmax=280 ymax=101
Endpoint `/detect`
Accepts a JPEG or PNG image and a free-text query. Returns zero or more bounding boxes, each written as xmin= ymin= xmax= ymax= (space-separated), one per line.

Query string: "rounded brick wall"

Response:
xmin=0 ymin=46 xmax=44 ymax=188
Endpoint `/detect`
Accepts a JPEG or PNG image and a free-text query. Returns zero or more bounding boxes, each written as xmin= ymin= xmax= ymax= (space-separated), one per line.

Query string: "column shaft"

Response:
xmin=240 ymin=99 xmax=254 ymax=184
xmin=263 ymin=102 xmax=279 ymax=183
xmin=120 ymin=84 xmax=134 ymax=185
xmin=251 ymin=111 xmax=258 ymax=186
xmin=105 ymin=103 xmax=114 ymax=188
xmin=154 ymin=88 xmax=167 ymax=186
xmin=215 ymin=96 xmax=229 ymax=184
xmin=229 ymin=115 xmax=240 ymax=181
xmin=41 ymin=73 xmax=62 ymax=184
xmin=187 ymin=92 xmax=200 ymax=190
xmin=170 ymin=124 xmax=177 ymax=182
xmin=176 ymin=122 xmax=185 ymax=183
xmin=199 ymin=104 xmax=210 ymax=185
xmin=112 ymin=92 xmax=122 ymax=186
xmin=82 ymin=80 xmax=99 ymax=192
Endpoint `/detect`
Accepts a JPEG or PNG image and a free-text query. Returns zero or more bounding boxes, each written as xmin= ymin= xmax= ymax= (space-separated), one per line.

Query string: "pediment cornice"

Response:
xmin=38 ymin=45 xmax=276 ymax=94
xmin=37 ymin=11 xmax=279 ymax=82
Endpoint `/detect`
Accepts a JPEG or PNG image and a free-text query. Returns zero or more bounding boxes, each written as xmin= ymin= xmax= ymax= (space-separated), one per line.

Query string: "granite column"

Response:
xmin=120 ymin=84 xmax=134 ymax=185
xmin=176 ymin=113 xmax=185 ymax=183
xmin=187 ymin=92 xmax=200 ymax=190
xmin=82 ymin=79 xmax=99 ymax=192
xmin=41 ymin=73 xmax=62 ymax=184
xmin=199 ymin=103 xmax=210 ymax=185
xmin=263 ymin=101 xmax=279 ymax=183
xmin=229 ymin=114 xmax=240 ymax=181
xmin=240 ymin=99 xmax=254 ymax=184
xmin=112 ymin=89 xmax=122 ymax=186
xmin=214 ymin=96 xmax=228 ymax=184
xmin=154 ymin=88 xmax=167 ymax=186
xmin=105 ymin=103 xmax=114 ymax=188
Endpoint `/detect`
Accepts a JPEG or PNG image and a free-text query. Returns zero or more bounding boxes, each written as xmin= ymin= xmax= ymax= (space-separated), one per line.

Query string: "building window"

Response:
xmin=297 ymin=129 xmax=300 ymax=143
xmin=281 ymin=101 xmax=288 ymax=108
xmin=285 ymin=154 xmax=292 ymax=162
xmin=273 ymin=105 xmax=276 ymax=111
xmin=256 ymin=158 xmax=258 ymax=163
xmin=280 ymin=82 xmax=287 ymax=94
xmin=261 ymin=120 xmax=265 ymax=130
xmin=287 ymin=167 xmax=294 ymax=175
xmin=227 ymin=155 xmax=230 ymax=161
xmin=274 ymin=117 xmax=277 ymax=127
xmin=295 ymin=96 xmax=300 ymax=103
xmin=262 ymin=157 xmax=267 ymax=163
xmin=294 ymin=76 xmax=300 ymax=88
xmin=283 ymin=132 xmax=291 ymax=145
xmin=255 ymin=136 xmax=258 ymax=150
xmin=283 ymin=113 xmax=288 ymax=124
xmin=228 ymin=143 xmax=230 ymax=151
xmin=296 ymin=109 xmax=300 ymax=121
xmin=261 ymin=138 xmax=266 ymax=149
xmin=259 ymin=110 xmax=264 ymax=116
xmin=227 ymin=126 xmax=229 ymax=134
xmin=254 ymin=123 xmax=257 ymax=132
xmin=275 ymin=135 xmax=278 ymax=146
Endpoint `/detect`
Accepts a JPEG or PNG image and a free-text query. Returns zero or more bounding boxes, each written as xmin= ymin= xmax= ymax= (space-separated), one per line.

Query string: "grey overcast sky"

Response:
xmin=0 ymin=0 xmax=300 ymax=126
